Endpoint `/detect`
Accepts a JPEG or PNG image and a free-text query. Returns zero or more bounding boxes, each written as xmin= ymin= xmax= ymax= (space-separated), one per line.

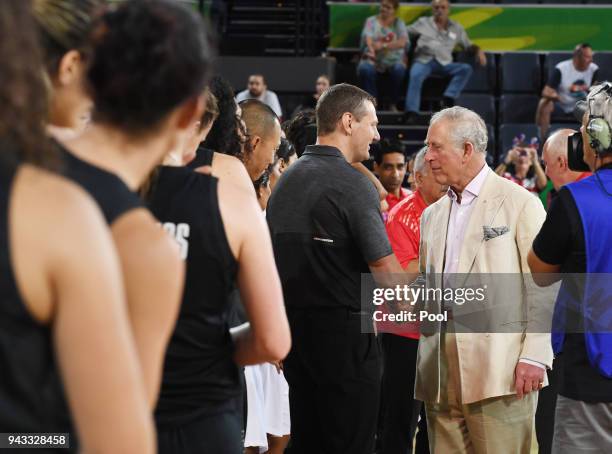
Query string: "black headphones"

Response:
xmin=585 ymin=82 xmax=612 ymax=156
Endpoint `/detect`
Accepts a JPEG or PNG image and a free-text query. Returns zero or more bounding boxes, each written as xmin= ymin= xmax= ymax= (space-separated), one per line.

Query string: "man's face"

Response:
xmin=575 ymin=47 xmax=594 ymax=71
xmin=374 ymin=152 xmax=407 ymax=194
xmin=431 ymin=0 xmax=449 ymax=21
xmin=350 ymin=101 xmax=380 ymax=162
xmin=247 ymin=120 xmax=282 ymax=181
xmin=248 ymin=76 xmax=265 ymax=97
xmin=316 ymin=76 xmax=330 ymax=96
xmin=416 ymin=166 xmax=449 ymax=205
xmin=424 ymin=120 xmax=466 ymax=186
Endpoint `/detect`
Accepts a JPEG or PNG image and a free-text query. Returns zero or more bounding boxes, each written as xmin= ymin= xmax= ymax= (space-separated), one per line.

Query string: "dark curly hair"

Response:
xmin=283 ymin=110 xmax=316 ymax=158
xmin=87 ymin=0 xmax=213 ymax=135
xmin=201 ymin=75 xmax=245 ymax=159
xmin=0 ymin=0 xmax=52 ymax=166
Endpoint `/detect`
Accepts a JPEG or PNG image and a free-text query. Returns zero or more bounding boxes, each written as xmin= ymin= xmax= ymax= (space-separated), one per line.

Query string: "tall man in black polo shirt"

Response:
xmin=528 ymin=83 xmax=612 ymax=453
xmin=267 ymin=83 xmax=407 ymax=454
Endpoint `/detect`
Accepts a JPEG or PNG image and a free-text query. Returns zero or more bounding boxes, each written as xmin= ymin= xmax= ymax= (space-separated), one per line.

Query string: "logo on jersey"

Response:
xmin=162 ymin=222 xmax=190 ymax=260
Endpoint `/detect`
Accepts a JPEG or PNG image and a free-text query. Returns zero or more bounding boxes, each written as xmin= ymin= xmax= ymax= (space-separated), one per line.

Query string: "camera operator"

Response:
xmin=528 ymin=82 xmax=612 ymax=453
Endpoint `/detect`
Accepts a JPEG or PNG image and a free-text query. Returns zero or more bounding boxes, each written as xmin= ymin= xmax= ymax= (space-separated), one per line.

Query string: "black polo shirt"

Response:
xmin=267 ymin=145 xmax=392 ymax=311
xmin=532 ymin=163 xmax=612 ymax=402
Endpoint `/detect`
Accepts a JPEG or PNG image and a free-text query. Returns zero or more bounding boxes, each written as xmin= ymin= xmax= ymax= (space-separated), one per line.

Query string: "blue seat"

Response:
xmin=499 ymin=94 xmax=539 ymax=124
xmin=499 ymin=123 xmax=540 ymax=159
xmin=500 ymin=52 xmax=541 ymax=93
xmin=456 ymin=94 xmax=496 ymax=124
xmin=457 ymin=51 xmax=496 ymax=93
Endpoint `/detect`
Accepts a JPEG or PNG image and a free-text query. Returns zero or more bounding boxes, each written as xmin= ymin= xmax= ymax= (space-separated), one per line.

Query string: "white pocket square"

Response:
xmin=483 ymin=225 xmax=509 ymax=241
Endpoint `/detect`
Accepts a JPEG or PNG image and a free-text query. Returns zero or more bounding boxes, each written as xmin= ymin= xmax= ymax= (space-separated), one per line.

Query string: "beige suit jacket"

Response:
xmin=416 ymin=170 xmax=554 ymax=404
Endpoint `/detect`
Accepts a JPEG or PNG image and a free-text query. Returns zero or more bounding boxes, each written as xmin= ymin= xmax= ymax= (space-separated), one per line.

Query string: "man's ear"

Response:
xmin=340 ymin=112 xmax=353 ymax=136
xmin=250 ymin=134 xmax=262 ymax=151
xmin=176 ymin=95 xmax=205 ymax=130
xmin=558 ymin=155 xmax=568 ymax=171
xmin=463 ymin=141 xmax=475 ymax=162
xmin=415 ymin=170 xmax=424 ymax=186
xmin=57 ymin=50 xmax=83 ymax=86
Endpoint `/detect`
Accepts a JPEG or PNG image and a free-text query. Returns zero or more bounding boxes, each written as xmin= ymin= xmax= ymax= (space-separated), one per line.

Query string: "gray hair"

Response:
xmin=413 ymin=146 xmax=428 ymax=174
xmin=429 ymin=106 xmax=488 ymax=154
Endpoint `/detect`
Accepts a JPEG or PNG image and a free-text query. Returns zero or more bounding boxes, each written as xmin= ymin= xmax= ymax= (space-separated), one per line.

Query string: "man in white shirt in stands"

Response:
xmin=236 ymin=74 xmax=283 ymax=119
xmin=536 ymin=43 xmax=599 ymax=139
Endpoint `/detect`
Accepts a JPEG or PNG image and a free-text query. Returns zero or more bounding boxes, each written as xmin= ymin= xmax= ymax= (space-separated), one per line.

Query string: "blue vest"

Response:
xmin=561 ymin=170 xmax=612 ymax=378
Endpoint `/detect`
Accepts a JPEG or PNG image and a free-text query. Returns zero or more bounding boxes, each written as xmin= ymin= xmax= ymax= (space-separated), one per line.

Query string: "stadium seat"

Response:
xmin=499 ymin=94 xmax=540 ymax=124
xmin=594 ymin=52 xmax=612 ymax=83
xmin=457 ymin=51 xmax=497 ymax=93
xmin=499 ymin=52 xmax=541 ymax=93
xmin=456 ymin=94 xmax=496 ymax=124
xmin=499 ymin=123 xmax=540 ymax=159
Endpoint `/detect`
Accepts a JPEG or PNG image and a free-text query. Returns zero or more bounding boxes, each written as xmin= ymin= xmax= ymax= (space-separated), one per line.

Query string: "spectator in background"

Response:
xmin=236 ymin=74 xmax=283 ymax=118
xmin=283 ymin=110 xmax=317 ymax=158
xmin=357 ymin=0 xmax=407 ymax=111
xmin=380 ymin=147 xmax=447 ymax=454
xmin=373 ymin=138 xmax=410 ymax=213
xmin=495 ymin=135 xmax=547 ymax=194
xmin=542 ymin=128 xmax=592 ymax=191
xmin=294 ymin=75 xmax=331 ymax=116
xmin=406 ymin=152 xmax=417 ymax=191
xmin=240 ymin=99 xmax=282 ymax=181
xmin=404 ymin=0 xmax=485 ymax=122
xmin=536 ymin=44 xmax=599 ymax=140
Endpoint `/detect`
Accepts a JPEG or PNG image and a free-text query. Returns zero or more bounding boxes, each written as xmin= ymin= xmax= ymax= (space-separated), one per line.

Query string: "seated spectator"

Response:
xmin=373 ymin=138 xmax=411 ymax=213
xmin=236 ymin=74 xmax=283 ymax=118
xmin=404 ymin=0 xmax=485 ymax=122
xmin=495 ymin=135 xmax=547 ymax=193
xmin=536 ymin=44 xmax=599 ymax=140
xmin=357 ymin=0 xmax=407 ymax=111
xmin=294 ymin=75 xmax=331 ymax=115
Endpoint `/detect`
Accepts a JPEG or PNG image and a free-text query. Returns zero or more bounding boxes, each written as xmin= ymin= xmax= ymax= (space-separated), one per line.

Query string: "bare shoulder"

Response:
xmin=212 ymin=153 xmax=255 ymax=195
xmin=111 ymin=208 xmax=182 ymax=270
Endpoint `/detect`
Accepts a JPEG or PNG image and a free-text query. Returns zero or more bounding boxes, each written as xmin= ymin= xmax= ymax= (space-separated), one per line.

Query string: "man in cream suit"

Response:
xmin=417 ymin=106 xmax=553 ymax=453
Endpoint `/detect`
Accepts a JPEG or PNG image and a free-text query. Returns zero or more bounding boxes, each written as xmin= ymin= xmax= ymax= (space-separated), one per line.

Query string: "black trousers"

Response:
xmin=284 ymin=308 xmax=382 ymax=454
xmin=157 ymin=398 xmax=243 ymax=454
xmin=379 ymin=334 xmax=429 ymax=454
xmin=535 ymin=354 xmax=564 ymax=454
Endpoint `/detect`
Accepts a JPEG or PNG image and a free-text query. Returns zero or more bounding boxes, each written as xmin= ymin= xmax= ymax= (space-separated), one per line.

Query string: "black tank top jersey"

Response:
xmin=55 ymin=141 xmax=143 ymax=225
xmin=187 ymin=145 xmax=214 ymax=170
xmin=0 ymin=149 xmax=74 ymax=450
xmin=147 ymin=166 xmax=241 ymax=427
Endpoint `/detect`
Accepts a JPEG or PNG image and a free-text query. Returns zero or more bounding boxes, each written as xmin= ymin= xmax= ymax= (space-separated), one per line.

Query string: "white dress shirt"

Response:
xmin=444 ymin=163 xmax=545 ymax=370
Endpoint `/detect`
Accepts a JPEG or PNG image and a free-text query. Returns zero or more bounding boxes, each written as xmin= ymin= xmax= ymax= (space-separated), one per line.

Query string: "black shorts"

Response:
xmin=157 ymin=399 xmax=243 ymax=454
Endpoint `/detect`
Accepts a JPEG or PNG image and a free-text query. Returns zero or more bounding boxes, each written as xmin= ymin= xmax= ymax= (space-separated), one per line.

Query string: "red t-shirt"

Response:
xmin=385 ymin=187 xmax=411 ymax=214
xmin=380 ymin=190 xmax=427 ymax=339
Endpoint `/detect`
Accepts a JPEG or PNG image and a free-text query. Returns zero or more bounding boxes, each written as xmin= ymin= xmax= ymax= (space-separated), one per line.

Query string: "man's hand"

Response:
xmin=514 ymin=362 xmax=545 ymax=399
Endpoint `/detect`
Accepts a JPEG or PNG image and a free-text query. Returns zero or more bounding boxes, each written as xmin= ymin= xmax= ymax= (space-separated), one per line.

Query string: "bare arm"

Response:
xmin=528 ymin=249 xmax=562 ymax=287
xmin=212 ymin=152 xmax=257 ymax=196
xmin=111 ymin=210 xmax=184 ymax=407
xmin=541 ymin=85 xmax=559 ymax=101
xmin=12 ymin=167 xmax=154 ymax=454
xmin=217 ymin=180 xmax=291 ymax=365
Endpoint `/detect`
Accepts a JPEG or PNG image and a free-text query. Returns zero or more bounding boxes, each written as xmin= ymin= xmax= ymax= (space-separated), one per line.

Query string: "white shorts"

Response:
xmin=244 ymin=363 xmax=291 ymax=452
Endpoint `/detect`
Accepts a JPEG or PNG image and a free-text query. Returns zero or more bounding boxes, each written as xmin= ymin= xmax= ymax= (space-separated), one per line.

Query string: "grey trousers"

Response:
xmin=552 ymin=395 xmax=612 ymax=452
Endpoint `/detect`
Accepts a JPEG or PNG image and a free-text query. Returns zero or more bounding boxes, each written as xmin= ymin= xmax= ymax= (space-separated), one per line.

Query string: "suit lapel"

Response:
xmin=458 ymin=172 xmax=506 ymax=274
xmin=431 ymin=196 xmax=451 ymax=276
